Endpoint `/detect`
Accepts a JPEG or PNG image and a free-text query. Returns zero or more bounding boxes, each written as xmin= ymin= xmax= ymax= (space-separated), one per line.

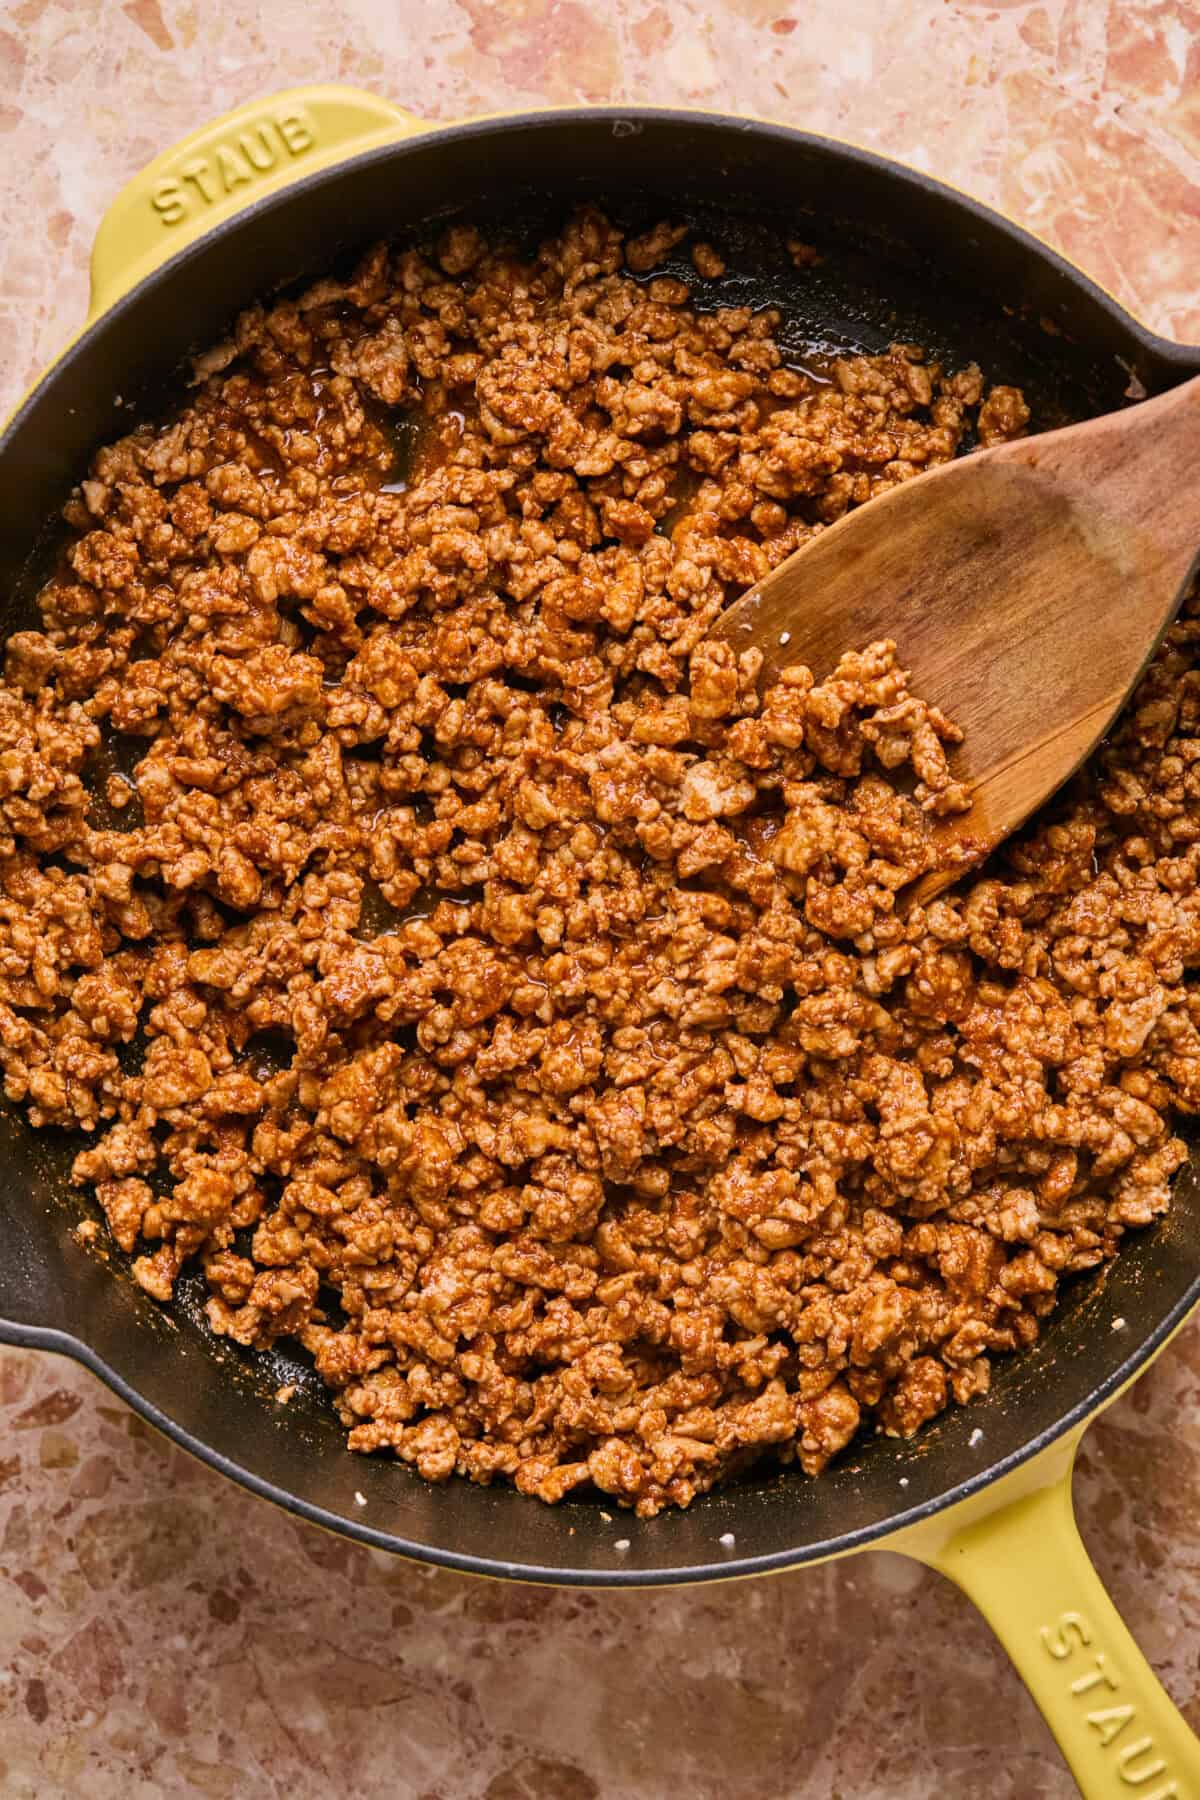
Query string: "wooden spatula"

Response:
xmin=712 ymin=376 xmax=1200 ymax=902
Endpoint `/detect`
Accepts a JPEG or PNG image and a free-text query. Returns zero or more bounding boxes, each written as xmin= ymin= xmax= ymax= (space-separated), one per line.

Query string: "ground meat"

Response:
xmin=5 ymin=208 xmax=1193 ymax=1517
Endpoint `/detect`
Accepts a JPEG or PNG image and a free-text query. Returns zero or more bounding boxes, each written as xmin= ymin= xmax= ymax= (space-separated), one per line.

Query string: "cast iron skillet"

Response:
xmin=2 ymin=89 xmax=1200 ymax=1792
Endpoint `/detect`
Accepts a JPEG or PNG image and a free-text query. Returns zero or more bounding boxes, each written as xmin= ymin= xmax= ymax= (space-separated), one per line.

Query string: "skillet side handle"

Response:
xmin=904 ymin=1456 xmax=1199 ymax=1796
xmin=88 ymin=84 xmax=428 ymax=320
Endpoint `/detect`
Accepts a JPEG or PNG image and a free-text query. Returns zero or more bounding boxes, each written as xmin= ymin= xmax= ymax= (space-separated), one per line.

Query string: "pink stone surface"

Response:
xmin=1 ymin=2 xmax=1200 ymax=1793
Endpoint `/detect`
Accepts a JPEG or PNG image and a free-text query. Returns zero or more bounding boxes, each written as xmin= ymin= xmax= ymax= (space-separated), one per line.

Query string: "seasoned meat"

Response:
xmin=3 ymin=209 xmax=1192 ymax=1516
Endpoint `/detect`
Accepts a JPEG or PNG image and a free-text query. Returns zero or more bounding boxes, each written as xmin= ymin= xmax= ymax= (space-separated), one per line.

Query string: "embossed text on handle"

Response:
xmin=150 ymin=106 xmax=316 ymax=228
xmin=1040 ymin=1612 xmax=1185 ymax=1795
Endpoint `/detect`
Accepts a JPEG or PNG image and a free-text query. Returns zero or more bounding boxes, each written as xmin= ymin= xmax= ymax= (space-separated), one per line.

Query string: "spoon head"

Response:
xmin=712 ymin=441 xmax=1193 ymax=897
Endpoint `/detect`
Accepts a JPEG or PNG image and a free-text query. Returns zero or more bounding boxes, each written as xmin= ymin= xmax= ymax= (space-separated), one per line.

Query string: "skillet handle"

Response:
xmin=901 ymin=1451 xmax=1199 ymax=1795
xmin=88 ymin=84 xmax=427 ymax=321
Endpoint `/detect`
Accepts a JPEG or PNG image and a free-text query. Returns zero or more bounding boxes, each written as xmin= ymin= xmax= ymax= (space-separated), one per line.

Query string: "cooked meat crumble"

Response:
xmin=3 ymin=209 xmax=1193 ymax=1515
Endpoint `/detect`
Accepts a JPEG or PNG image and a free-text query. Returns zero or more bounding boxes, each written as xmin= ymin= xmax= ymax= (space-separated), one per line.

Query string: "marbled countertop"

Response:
xmin=2 ymin=2 xmax=1200 ymax=1794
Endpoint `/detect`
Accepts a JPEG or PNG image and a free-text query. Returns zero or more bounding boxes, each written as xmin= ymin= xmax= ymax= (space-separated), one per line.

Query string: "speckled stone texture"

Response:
xmin=0 ymin=1 xmax=1199 ymax=1794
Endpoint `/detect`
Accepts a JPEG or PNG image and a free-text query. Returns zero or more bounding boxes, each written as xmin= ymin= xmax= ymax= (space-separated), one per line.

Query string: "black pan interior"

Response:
xmin=1 ymin=111 xmax=1199 ymax=1582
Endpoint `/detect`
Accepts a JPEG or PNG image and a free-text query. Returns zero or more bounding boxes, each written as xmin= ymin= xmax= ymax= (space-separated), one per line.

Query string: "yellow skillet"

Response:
xmin=16 ymin=86 xmax=1200 ymax=1798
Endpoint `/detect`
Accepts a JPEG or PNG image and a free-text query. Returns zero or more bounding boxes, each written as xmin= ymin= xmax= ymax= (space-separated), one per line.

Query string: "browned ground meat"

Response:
xmin=2 ymin=209 xmax=1195 ymax=1516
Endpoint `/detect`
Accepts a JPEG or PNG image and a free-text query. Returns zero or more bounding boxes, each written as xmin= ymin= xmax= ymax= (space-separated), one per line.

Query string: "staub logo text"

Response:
xmin=1040 ymin=1611 xmax=1185 ymax=1795
xmin=151 ymin=107 xmax=316 ymax=227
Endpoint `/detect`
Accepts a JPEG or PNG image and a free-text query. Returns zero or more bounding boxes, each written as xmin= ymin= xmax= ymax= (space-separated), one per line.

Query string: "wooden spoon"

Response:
xmin=711 ymin=376 xmax=1200 ymax=903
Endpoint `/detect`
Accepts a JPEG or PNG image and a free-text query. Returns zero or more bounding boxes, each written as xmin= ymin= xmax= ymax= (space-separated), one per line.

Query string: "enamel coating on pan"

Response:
xmin=2 ymin=89 xmax=1200 ymax=1795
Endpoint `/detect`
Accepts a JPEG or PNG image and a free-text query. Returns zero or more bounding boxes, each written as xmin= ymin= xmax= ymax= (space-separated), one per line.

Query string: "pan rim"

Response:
xmin=3 ymin=102 xmax=1194 ymax=464
xmin=2 ymin=1274 xmax=1197 ymax=1585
